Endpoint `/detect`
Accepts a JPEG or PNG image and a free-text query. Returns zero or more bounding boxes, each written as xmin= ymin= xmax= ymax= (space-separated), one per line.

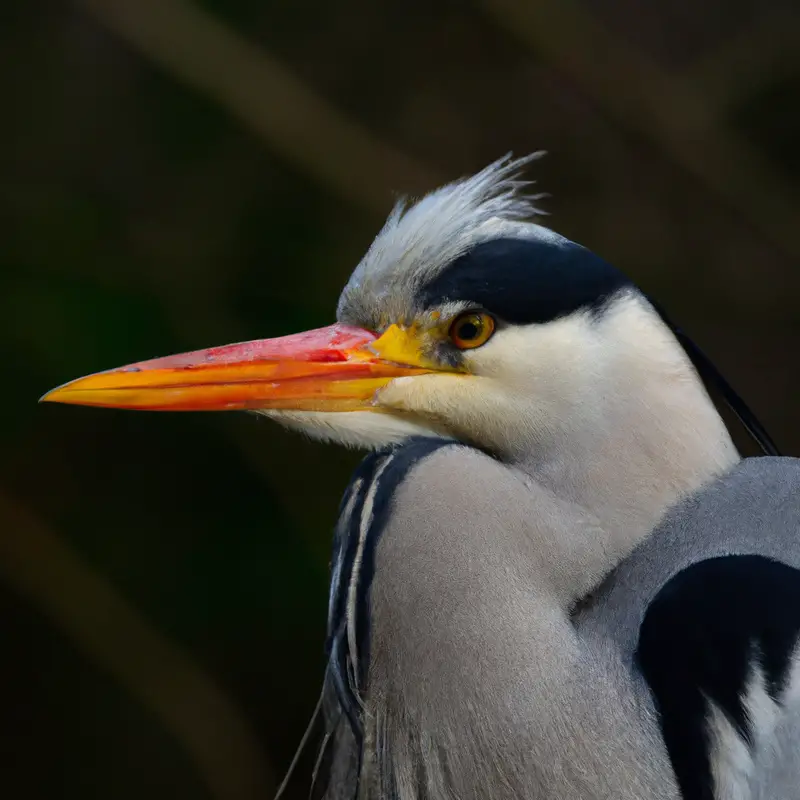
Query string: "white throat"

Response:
xmin=514 ymin=296 xmax=740 ymax=566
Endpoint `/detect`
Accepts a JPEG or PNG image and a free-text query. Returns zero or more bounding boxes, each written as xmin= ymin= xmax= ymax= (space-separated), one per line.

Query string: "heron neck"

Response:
xmin=516 ymin=356 xmax=740 ymax=582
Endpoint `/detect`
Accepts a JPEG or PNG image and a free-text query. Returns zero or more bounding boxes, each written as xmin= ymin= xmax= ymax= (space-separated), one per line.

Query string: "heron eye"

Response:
xmin=449 ymin=312 xmax=495 ymax=349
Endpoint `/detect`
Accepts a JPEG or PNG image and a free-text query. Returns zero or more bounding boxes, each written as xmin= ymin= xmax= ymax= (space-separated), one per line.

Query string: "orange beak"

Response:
xmin=39 ymin=324 xmax=435 ymax=412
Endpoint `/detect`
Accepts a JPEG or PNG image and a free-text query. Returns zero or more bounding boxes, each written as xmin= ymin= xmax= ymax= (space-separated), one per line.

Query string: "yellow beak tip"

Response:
xmin=39 ymin=388 xmax=75 ymax=406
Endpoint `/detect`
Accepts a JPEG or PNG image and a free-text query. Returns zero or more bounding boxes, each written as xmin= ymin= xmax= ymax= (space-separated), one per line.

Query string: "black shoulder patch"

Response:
xmin=420 ymin=236 xmax=632 ymax=325
xmin=325 ymin=437 xmax=457 ymax=744
xmin=636 ymin=555 xmax=800 ymax=800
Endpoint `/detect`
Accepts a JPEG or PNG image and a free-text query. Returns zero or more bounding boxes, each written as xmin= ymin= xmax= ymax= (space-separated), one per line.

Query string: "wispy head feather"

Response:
xmin=337 ymin=153 xmax=547 ymax=330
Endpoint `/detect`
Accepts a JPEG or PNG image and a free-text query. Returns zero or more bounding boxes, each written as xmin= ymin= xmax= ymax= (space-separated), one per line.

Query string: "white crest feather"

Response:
xmin=337 ymin=153 xmax=547 ymax=329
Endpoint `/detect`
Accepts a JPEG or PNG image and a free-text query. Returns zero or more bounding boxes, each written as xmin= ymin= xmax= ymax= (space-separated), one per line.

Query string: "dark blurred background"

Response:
xmin=2 ymin=0 xmax=799 ymax=797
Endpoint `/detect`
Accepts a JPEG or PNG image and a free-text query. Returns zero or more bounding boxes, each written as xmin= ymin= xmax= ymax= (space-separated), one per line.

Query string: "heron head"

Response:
xmin=40 ymin=155 xmax=730 ymax=461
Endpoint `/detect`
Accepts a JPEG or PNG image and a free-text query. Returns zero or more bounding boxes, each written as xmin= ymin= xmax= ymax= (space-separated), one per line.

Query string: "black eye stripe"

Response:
xmin=421 ymin=236 xmax=632 ymax=325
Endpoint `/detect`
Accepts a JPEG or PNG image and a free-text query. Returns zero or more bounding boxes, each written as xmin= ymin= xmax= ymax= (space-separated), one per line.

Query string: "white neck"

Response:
xmin=514 ymin=298 xmax=740 ymax=583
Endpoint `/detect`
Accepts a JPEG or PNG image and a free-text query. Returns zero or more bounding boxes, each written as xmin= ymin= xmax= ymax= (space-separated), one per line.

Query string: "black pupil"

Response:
xmin=457 ymin=318 xmax=481 ymax=340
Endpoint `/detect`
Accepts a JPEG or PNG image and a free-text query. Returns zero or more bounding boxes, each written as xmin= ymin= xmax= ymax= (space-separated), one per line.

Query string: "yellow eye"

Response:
xmin=449 ymin=312 xmax=495 ymax=349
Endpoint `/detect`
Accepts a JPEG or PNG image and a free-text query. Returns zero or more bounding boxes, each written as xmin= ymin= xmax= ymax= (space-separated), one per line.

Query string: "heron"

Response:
xmin=41 ymin=154 xmax=800 ymax=800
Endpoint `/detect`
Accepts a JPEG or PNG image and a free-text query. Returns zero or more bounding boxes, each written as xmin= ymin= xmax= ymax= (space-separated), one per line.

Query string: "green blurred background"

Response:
xmin=2 ymin=0 xmax=800 ymax=797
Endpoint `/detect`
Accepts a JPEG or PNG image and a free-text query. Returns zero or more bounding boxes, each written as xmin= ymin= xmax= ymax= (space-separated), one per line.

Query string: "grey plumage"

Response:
xmin=321 ymin=450 xmax=800 ymax=800
xmin=324 ymin=439 xmax=680 ymax=799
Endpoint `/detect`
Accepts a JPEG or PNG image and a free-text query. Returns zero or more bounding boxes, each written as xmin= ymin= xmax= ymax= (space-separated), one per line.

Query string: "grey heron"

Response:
xmin=42 ymin=155 xmax=800 ymax=800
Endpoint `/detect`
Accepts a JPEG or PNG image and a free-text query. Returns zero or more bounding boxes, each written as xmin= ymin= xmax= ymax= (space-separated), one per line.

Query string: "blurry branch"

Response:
xmin=0 ymin=492 xmax=275 ymax=800
xmin=72 ymin=0 xmax=441 ymax=214
xmin=685 ymin=12 xmax=800 ymax=121
xmin=483 ymin=0 xmax=800 ymax=262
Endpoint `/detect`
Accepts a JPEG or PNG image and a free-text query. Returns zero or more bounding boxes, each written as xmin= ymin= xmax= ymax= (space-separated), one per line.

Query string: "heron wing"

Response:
xmin=637 ymin=554 xmax=800 ymax=800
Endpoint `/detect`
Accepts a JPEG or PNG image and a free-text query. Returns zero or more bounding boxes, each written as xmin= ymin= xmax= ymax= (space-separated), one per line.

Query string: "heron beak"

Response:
xmin=39 ymin=324 xmax=436 ymax=412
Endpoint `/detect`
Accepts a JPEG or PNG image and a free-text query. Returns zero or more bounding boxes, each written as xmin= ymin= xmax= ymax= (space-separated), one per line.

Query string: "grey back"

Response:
xmin=578 ymin=456 xmax=800 ymax=658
